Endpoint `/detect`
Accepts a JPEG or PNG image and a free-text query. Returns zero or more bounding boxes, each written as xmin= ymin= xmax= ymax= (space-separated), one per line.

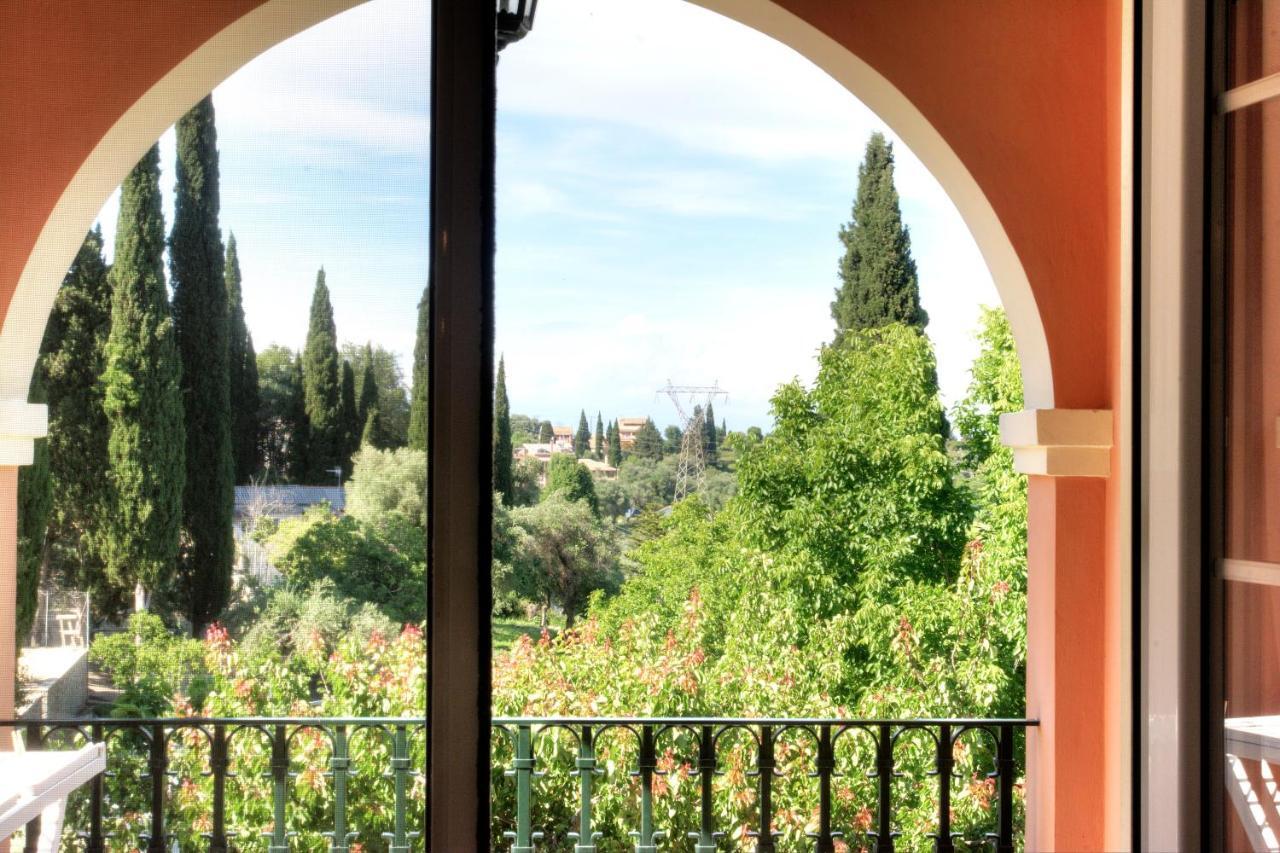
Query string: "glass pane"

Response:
xmin=1223 ymin=96 xmax=1280 ymax=851
xmin=1230 ymin=0 xmax=1280 ymax=89
xmin=1225 ymin=99 xmax=1280 ymax=564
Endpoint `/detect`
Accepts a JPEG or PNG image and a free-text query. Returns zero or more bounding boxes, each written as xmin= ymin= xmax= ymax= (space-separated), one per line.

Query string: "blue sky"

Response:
xmin=96 ymin=0 xmax=998 ymax=431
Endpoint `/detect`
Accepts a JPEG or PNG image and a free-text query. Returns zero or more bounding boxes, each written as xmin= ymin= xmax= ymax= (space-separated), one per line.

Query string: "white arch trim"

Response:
xmin=691 ymin=0 xmax=1055 ymax=411
xmin=0 ymin=0 xmax=367 ymax=461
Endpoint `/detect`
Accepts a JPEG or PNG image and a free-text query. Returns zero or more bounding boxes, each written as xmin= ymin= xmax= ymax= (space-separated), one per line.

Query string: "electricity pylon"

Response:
xmin=658 ymin=381 xmax=728 ymax=502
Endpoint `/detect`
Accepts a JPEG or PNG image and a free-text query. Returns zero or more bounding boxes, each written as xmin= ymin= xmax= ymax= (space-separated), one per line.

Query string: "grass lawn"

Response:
xmin=493 ymin=614 xmax=563 ymax=650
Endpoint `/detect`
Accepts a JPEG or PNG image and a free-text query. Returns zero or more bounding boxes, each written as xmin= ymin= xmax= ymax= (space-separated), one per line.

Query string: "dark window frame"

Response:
xmin=425 ymin=0 xmax=495 ymax=847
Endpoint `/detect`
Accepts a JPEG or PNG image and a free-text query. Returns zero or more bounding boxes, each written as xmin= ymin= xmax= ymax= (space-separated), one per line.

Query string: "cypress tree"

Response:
xmin=594 ymin=412 xmax=604 ymax=460
xmin=285 ymin=355 xmax=311 ymax=482
xmin=663 ymin=425 xmax=683 ymax=456
xmin=225 ymin=233 xmax=260 ymax=482
xmin=356 ymin=343 xmax=380 ymax=429
xmin=719 ymin=419 xmax=727 ymax=442
xmin=632 ymin=418 xmax=663 ymax=460
xmin=339 ymin=360 xmax=359 ymax=472
xmin=171 ymin=94 xmax=234 ymax=633
xmin=101 ymin=144 xmax=185 ymax=606
xmin=302 ymin=268 xmax=341 ymax=480
xmin=407 ymin=283 xmax=429 ymax=451
xmin=17 ymin=371 xmax=51 ymax=646
xmin=538 ymin=421 xmax=553 ymax=443
xmin=704 ymin=401 xmax=719 ymax=464
xmin=40 ymin=227 xmax=113 ymax=603
xmin=831 ymin=132 xmax=927 ymax=345
xmin=360 ymin=408 xmax=384 ymax=451
xmin=493 ymin=356 xmax=513 ymax=505
xmin=344 ymin=342 xmax=409 ymax=448
xmin=574 ymin=410 xmax=590 ymax=458
xmin=607 ymin=421 xmax=622 ymax=468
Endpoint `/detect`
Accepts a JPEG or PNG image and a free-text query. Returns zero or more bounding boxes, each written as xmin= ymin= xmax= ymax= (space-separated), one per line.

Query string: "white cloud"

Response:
xmin=87 ymin=0 xmax=1001 ymax=424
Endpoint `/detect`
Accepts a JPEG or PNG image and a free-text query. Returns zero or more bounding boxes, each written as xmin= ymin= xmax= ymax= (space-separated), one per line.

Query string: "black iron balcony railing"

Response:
xmin=1 ymin=715 xmax=1035 ymax=852
xmin=491 ymin=717 xmax=1035 ymax=853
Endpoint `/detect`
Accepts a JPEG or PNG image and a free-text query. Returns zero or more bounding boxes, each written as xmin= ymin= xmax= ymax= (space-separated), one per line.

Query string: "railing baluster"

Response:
xmin=327 ymin=725 xmax=351 ymax=853
xmin=383 ymin=725 xmax=412 ymax=853
xmin=268 ymin=724 xmax=290 ymax=853
xmin=809 ymin=724 xmax=837 ymax=853
xmin=209 ymin=723 xmax=229 ymax=853
xmin=87 ymin=721 xmax=104 ymax=853
xmin=22 ymin=723 xmax=42 ymax=853
xmin=749 ymin=725 xmax=778 ymax=852
xmin=988 ymin=724 xmax=1016 ymax=853
xmin=690 ymin=724 xmax=720 ymax=852
xmin=145 ymin=723 xmax=167 ymax=853
xmin=934 ymin=723 xmax=954 ymax=853
xmin=632 ymin=724 xmax=661 ymax=853
xmin=569 ymin=725 xmax=600 ymax=853
xmin=872 ymin=724 xmax=896 ymax=853
xmin=504 ymin=724 xmax=537 ymax=853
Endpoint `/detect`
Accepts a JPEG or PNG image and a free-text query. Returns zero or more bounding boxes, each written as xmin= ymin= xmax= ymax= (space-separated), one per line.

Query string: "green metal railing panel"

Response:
xmin=0 ymin=715 xmax=1034 ymax=852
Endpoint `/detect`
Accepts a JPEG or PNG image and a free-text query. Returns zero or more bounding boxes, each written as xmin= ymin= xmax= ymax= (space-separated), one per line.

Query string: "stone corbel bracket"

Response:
xmin=999 ymin=408 xmax=1113 ymax=477
xmin=0 ymin=401 xmax=48 ymax=466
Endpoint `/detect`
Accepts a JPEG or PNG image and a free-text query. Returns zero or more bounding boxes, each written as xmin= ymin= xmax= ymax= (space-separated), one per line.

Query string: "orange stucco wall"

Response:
xmin=769 ymin=3 xmax=1124 ymax=850
xmin=0 ymin=1 xmax=265 ymax=326
xmin=0 ymin=2 xmax=1127 ymax=849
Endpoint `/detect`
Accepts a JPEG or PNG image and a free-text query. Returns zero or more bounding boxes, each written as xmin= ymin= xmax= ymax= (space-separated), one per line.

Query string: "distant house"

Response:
xmin=551 ymin=426 xmax=574 ymax=452
xmin=578 ymin=458 xmax=618 ymax=480
xmin=616 ymin=417 xmax=648 ymax=449
xmin=515 ymin=442 xmax=558 ymax=462
xmin=233 ymin=485 xmax=345 ymax=520
xmin=232 ymin=485 xmax=345 ymax=587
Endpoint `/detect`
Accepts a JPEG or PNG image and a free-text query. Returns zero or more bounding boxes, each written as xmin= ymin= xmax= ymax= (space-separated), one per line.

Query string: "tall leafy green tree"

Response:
xmin=256 ymin=345 xmax=299 ymax=481
xmin=170 ymin=94 xmax=234 ymax=633
xmin=225 ymin=233 xmax=260 ymax=482
xmin=538 ymin=421 xmax=554 ymax=444
xmin=17 ymin=373 xmax=51 ymax=646
xmin=339 ymin=360 xmax=359 ymax=472
xmin=506 ymin=495 xmax=619 ymax=627
xmin=101 ymin=144 xmax=185 ymax=606
xmin=831 ymin=132 xmax=927 ymax=344
xmin=493 ymin=356 xmax=514 ymax=505
xmin=950 ymin=307 xmax=1028 ymax=715
xmin=302 ymin=269 xmax=341 ymax=480
xmin=40 ymin=227 xmax=113 ymax=603
xmin=735 ymin=324 xmax=965 ymax=620
xmin=543 ymin=454 xmax=599 ymax=516
xmin=594 ymin=412 xmax=605 ymax=460
xmin=607 ymin=421 xmax=623 ymax=468
xmin=407 ymin=283 xmax=429 ymax=451
xmin=574 ymin=410 xmax=590 ymax=458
